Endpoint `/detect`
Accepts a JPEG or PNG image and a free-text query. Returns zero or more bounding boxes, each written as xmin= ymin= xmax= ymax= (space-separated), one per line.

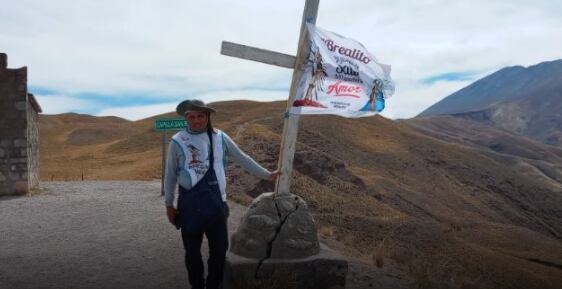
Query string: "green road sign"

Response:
xmin=154 ymin=118 xmax=187 ymax=131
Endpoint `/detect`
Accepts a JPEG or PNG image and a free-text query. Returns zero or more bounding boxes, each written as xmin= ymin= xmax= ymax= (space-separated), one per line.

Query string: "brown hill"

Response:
xmin=39 ymin=101 xmax=562 ymax=289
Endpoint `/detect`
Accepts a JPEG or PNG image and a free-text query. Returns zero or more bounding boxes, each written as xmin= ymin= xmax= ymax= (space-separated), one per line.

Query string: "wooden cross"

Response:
xmin=220 ymin=0 xmax=320 ymax=196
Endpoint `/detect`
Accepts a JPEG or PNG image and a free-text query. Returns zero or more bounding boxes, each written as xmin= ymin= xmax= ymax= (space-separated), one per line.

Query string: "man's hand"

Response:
xmin=166 ymin=206 xmax=177 ymax=224
xmin=269 ymin=170 xmax=281 ymax=182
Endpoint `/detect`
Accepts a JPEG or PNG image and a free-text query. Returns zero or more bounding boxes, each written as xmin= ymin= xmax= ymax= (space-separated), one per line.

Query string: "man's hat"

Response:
xmin=176 ymin=99 xmax=216 ymax=115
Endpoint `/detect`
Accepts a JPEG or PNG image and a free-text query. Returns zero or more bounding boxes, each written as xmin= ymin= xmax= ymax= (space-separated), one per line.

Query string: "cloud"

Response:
xmin=97 ymin=102 xmax=178 ymax=121
xmin=422 ymin=72 xmax=477 ymax=85
xmin=195 ymin=88 xmax=288 ymax=104
xmin=2 ymin=0 xmax=562 ymax=119
xmin=381 ymin=80 xmax=473 ymax=119
xmin=30 ymin=85 xmax=289 ymax=120
xmin=33 ymin=94 xmax=97 ymax=115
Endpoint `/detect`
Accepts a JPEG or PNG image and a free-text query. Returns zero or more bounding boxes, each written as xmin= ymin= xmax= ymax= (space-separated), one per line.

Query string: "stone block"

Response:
xmin=0 ymin=53 xmax=6 ymax=69
xmin=15 ymin=101 xmax=26 ymax=111
xmin=230 ymin=192 xmax=319 ymax=260
xmin=9 ymin=158 xmax=26 ymax=164
xmin=223 ymin=245 xmax=348 ymax=289
xmin=0 ymin=171 xmax=5 ymax=181
xmin=0 ymin=148 xmax=4 ymax=158
xmin=11 ymin=148 xmax=21 ymax=157
xmin=8 ymin=171 xmax=20 ymax=181
xmin=14 ymin=139 xmax=26 ymax=147
xmin=230 ymin=193 xmax=280 ymax=259
xmin=0 ymin=139 xmax=10 ymax=148
xmin=20 ymin=149 xmax=27 ymax=157
xmin=1 ymin=127 xmax=25 ymax=137
xmin=14 ymin=181 xmax=28 ymax=195
xmin=271 ymin=195 xmax=319 ymax=259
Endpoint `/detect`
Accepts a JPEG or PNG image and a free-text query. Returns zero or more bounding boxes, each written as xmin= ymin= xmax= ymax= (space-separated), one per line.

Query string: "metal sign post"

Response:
xmin=154 ymin=118 xmax=187 ymax=195
xmin=220 ymin=0 xmax=320 ymax=197
xmin=161 ymin=131 xmax=166 ymax=196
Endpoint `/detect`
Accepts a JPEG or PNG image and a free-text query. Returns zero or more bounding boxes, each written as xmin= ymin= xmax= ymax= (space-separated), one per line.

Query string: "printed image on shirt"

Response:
xmin=186 ymin=143 xmax=209 ymax=176
xmin=187 ymin=144 xmax=202 ymax=164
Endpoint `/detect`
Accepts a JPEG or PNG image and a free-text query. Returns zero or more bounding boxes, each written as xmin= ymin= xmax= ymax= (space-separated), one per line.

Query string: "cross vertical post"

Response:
xmin=275 ymin=0 xmax=319 ymax=196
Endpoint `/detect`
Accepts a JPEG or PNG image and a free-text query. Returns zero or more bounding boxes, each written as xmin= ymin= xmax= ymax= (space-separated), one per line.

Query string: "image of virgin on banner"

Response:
xmin=291 ymin=23 xmax=395 ymax=118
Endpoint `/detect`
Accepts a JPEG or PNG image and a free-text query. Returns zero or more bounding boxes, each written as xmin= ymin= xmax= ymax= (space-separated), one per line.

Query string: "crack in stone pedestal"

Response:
xmin=254 ymin=196 xmax=300 ymax=278
xmin=227 ymin=193 xmax=346 ymax=289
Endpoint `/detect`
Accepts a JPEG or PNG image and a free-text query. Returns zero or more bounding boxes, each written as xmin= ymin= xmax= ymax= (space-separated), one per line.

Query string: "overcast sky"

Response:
xmin=1 ymin=0 xmax=561 ymax=120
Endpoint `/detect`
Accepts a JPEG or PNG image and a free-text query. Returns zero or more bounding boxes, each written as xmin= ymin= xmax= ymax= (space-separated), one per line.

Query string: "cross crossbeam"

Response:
xmin=221 ymin=41 xmax=296 ymax=69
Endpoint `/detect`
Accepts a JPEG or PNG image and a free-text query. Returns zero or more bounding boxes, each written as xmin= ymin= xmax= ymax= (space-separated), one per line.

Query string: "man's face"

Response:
xmin=185 ymin=111 xmax=208 ymax=131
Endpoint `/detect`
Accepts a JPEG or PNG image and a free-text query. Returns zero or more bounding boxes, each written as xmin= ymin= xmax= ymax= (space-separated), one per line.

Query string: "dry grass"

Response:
xmin=372 ymin=238 xmax=385 ymax=268
xmin=319 ymin=225 xmax=335 ymax=239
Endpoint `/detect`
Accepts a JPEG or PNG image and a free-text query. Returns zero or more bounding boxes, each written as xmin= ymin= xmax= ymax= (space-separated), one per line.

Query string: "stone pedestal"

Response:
xmin=224 ymin=245 xmax=348 ymax=289
xmin=225 ymin=192 xmax=348 ymax=289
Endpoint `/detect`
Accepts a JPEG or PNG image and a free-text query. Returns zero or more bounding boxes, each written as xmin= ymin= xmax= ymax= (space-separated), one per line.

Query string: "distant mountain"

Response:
xmin=39 ymin=101 xmax=562 ymax=289
xmin=418 ymin=59 xmax=562 ymax=146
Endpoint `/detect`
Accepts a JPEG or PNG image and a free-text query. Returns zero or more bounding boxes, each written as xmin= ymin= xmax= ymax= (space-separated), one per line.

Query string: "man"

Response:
xmin=164 ymin=99 xmax=279 ymax=289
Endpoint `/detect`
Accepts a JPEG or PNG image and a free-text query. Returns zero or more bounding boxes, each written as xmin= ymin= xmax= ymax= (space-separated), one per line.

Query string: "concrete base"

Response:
xmin=223 ymin=244 xmax=348 ymax=289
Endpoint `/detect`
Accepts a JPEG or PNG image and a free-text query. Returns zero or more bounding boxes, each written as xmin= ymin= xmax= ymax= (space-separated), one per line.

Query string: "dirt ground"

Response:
xmin=0 ymin=181 xmax=408 ymax=289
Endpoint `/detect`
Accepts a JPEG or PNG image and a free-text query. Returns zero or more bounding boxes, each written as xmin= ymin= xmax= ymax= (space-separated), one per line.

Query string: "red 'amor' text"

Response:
xmin=326 ymin=81 xmax=362 ymax=98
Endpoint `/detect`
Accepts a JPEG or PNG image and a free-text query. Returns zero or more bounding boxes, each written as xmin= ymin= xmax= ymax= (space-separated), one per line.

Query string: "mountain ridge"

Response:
xmin=417 ymin=59 xmax=562 ymax=147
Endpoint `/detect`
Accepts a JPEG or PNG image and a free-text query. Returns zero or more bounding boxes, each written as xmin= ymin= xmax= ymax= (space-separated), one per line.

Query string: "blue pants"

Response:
xmin=177 ymin=166 xmax=228 ymax=289
xmin=181 ymin=214 xmax=228 ymax=289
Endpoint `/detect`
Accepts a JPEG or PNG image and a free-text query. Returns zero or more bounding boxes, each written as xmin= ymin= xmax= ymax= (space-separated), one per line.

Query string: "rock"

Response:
xmin=230 ymin=192 xmax=280 ymax=259
xmin=229 ymin=192 xmax=319 ymax=259
xmin=227 ymin=192 xmax=344 ymax=288
xmin=271 ymin=194 xmax=319 ymax=259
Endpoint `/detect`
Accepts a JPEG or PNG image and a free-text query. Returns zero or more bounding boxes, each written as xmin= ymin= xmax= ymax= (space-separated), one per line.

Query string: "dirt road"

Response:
xmin=0 ymin=181 xmax=407 ymax=289
xmin=0 ymin=181 xmax=248 ymax=289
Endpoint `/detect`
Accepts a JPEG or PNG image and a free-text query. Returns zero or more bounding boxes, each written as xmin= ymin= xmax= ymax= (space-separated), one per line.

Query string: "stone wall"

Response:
xmin=0 ymin=53 xmax=41 ymax=195
xmin=27 ymin=94 xmax=40 ymax=189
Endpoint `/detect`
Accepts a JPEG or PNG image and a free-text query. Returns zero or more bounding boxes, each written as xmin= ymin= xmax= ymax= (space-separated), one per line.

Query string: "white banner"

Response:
xmin=290 ymin=23 xmax=395 ymax=117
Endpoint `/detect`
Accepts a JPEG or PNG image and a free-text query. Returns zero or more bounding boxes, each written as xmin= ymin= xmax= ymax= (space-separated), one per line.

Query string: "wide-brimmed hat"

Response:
xmin=176 ymin=99 xmax=216 ymax=115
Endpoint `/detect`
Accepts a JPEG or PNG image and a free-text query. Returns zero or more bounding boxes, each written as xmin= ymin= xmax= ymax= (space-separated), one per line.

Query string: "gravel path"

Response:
xmin=0 ymin=181 xmax=408 ymax=289
xmin=0 ymin=181 xmax=247 ymax=289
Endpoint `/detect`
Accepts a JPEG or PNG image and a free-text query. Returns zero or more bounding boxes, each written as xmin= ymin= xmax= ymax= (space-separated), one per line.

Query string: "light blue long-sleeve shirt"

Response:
xmin=164 ymin=128 xmax=271 ymax=206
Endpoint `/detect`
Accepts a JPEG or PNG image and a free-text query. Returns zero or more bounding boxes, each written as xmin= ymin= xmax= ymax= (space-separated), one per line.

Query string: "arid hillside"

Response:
xmin=39 ymin=100 xmax=562 ymax=289
xmin=405 ymin=116 xmax=562 ymax=188
xmin=418 ymin=59 xmax=562 ymax=147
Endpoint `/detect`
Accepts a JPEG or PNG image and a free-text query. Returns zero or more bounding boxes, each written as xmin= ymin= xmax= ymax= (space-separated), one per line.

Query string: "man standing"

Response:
xmin=164 ymin=99 xmax=279 ymax=289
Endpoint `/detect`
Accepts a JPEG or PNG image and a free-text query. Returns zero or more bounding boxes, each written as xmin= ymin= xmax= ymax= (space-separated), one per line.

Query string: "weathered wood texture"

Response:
xmin=275 ymin=0 xmax=319 ymax=196
xmin=221 ymin=41 xmax=296 ymax=69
